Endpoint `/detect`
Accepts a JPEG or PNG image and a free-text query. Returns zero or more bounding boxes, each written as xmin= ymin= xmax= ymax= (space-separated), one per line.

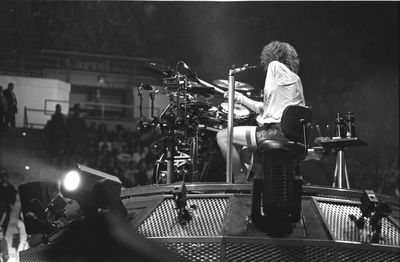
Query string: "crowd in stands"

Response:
xmin=43 ymin=103 xmax=156 ymax=189
xmin=40 ymin=103 xmax=400 ymax=197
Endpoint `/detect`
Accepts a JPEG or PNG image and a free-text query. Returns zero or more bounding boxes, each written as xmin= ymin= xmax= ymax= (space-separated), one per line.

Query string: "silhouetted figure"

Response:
xmin=0 ymin=169 xmax=17 ymax=235
xmin=44 ymin=104 xmax=67 ymax=161
xmin=0 ymin=86 xmax=7 ymax=130
xmin=66 ymin=104 xmax=87 ymax=157
xmin=3 ymin=83 xmax=17 ymax=128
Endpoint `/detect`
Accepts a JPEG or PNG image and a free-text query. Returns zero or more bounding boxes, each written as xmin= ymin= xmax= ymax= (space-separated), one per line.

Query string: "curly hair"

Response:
xmin=260 ymin=41 xmax=300 ymax=74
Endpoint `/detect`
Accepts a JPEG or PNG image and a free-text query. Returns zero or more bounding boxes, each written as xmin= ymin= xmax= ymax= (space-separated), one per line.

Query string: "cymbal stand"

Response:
xmin=161 ymin=76 xmax=181 ymax=184
xmin=175 ymin=67 xmax=197 ymax=181
xmin=148 ymin=88 xmax=160 ymax=129
xmin=164 ymin=99 xmax=176 ymax=184
xmin=137 ymin=83 xmax=144 ymax=119
xmin=189 ymin=125 xmax=200 ymax=181
xmin=164 ymin=73 xmax=189 ymax=184
xmin=182 ymin=75 xmax=189 ymax=136
xmin=136 ymin=82 xmax=145 ymax=132
xmin=179 ymin=74 xmax=199 ymax=182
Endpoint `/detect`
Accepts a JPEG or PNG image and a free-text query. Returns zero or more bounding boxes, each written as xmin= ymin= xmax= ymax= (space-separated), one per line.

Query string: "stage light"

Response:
xmin=63 ymin=170 xmax=81 ymax=191
xmin=60 ymin=164 xmax=127 ymax=218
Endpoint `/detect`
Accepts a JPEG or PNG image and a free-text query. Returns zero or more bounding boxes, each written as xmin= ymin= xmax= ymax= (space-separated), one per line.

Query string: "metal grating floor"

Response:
xmin=137 ymin=197 xmax=229 ymax=237
xmin=225 ymin=243 xmax=334 ymax=262
xmin=161 ymin=242 xmax=221 ymax=262
xmin=337 ymin=247 xmax=400 ymax=262
xmin=318 ymin=201 xmax=400 ymax=246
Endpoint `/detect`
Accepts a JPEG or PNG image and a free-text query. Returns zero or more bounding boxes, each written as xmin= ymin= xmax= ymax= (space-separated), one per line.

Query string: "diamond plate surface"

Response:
xmin=137 ymin=197 xmax=229 ymax=237
xmin=225 ymin=243 xmax=334 ymax=262
xmin=318 ymin=201 xmax=400 ymax=246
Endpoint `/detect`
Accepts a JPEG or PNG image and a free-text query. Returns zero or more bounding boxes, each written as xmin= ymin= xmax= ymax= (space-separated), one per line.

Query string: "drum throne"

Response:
xmin=251 ymin=105 xmax=312 ymax=235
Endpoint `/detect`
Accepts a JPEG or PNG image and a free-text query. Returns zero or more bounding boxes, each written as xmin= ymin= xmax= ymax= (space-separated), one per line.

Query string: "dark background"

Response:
xmin=0 ymin=1 xmax=398 ymax=194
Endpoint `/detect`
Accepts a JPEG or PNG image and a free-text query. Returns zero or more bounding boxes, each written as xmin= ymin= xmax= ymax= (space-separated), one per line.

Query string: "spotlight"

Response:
xmin=60 ymin=164 xmax=127 ymax=218
xmin=63 ymin=170 xmax=81 ymax=191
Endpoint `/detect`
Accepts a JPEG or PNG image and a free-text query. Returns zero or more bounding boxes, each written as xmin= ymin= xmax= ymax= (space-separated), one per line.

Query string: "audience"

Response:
xmin=44 ymin=115 xmax=156 ymax=189
xmin=4 ymin=106 xmax=400 ymax=194
xmin=41 ymin=113 xmax=400 ymax=195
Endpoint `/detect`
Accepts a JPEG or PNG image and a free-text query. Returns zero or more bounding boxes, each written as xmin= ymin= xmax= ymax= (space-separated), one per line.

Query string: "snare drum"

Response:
xmin=219 ymin=102 xmax=252 ymax=123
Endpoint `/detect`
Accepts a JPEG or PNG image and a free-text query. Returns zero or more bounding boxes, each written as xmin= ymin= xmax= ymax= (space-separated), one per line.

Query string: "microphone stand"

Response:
xmin=227 ymin=69 xmax=235 ymax=183
xmin=226 ymin=64 xmax=257 ymax=183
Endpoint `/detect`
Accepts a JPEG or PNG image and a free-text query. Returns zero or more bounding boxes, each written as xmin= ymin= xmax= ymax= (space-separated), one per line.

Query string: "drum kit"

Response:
xmin=138 ymin=61 xmax=259 ymax=184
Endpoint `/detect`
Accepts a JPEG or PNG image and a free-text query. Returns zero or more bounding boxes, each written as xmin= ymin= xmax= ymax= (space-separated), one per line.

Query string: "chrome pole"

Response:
xmin=338 ymin=150 xmax=343 ymax=188
xmin=226 ymin=70 xmax=235 ymax=183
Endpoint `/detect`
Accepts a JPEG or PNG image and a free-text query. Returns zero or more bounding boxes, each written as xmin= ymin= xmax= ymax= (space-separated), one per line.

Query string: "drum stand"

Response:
xmin=162 ymin=73 xmax=202 ymax=183
xmin=189 ymin=127 xmax=200 ymax=182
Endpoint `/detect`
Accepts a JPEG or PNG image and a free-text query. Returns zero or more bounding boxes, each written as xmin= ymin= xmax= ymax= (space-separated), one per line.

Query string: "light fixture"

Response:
xmin=60 ymin=164 xmax=127 ymax=218
xmin=63 ymin=170 xmax=81 ymax=191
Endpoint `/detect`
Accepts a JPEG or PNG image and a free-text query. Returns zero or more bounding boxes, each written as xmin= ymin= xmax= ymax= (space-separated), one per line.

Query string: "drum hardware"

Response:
xmin=142 ymin=61 xmax=259 ymax=184
xmin=136 ymin=82 xmax=146 ymax=134
xmin=137 ymin=82 xmax=161 ymax=135
xmin=172 ymin=181 xmax=194 ymax=226
xmin=156 ymin=61 xmax=200 ymax=183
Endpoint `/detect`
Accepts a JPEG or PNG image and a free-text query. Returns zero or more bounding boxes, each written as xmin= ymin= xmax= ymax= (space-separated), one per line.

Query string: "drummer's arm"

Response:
xmin=237 ymin=94 xmax=263 ymax=113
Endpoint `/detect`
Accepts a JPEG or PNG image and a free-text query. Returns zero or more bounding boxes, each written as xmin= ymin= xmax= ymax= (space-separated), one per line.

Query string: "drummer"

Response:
xmin=216 ymin=41 xmax=306 ymax=182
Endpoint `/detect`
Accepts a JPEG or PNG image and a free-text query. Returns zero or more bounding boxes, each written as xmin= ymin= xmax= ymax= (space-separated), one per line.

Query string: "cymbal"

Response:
xmin=213 ymin=79 xmax=254 ymax=91
xmin=163 ymin=79 xmax=215 ymax=98
xmin=187 ymin=80 xmax=203 ymax=88
xmin=144 ymin=62 xmax=176 ymax=77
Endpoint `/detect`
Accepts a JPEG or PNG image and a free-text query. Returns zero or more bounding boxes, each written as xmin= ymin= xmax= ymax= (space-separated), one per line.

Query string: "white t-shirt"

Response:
xmin=256 ymin=61 xmax=305 ymax=124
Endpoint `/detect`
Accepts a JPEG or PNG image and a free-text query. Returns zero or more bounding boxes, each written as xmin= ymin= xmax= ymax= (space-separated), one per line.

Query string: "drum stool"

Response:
xmin=251 ymin=105 xmax=312 ymax=235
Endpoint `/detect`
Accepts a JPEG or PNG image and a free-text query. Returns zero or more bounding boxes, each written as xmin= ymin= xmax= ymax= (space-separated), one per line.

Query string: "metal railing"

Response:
xmin=23 ymin=99 xmax=160 ymax=129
